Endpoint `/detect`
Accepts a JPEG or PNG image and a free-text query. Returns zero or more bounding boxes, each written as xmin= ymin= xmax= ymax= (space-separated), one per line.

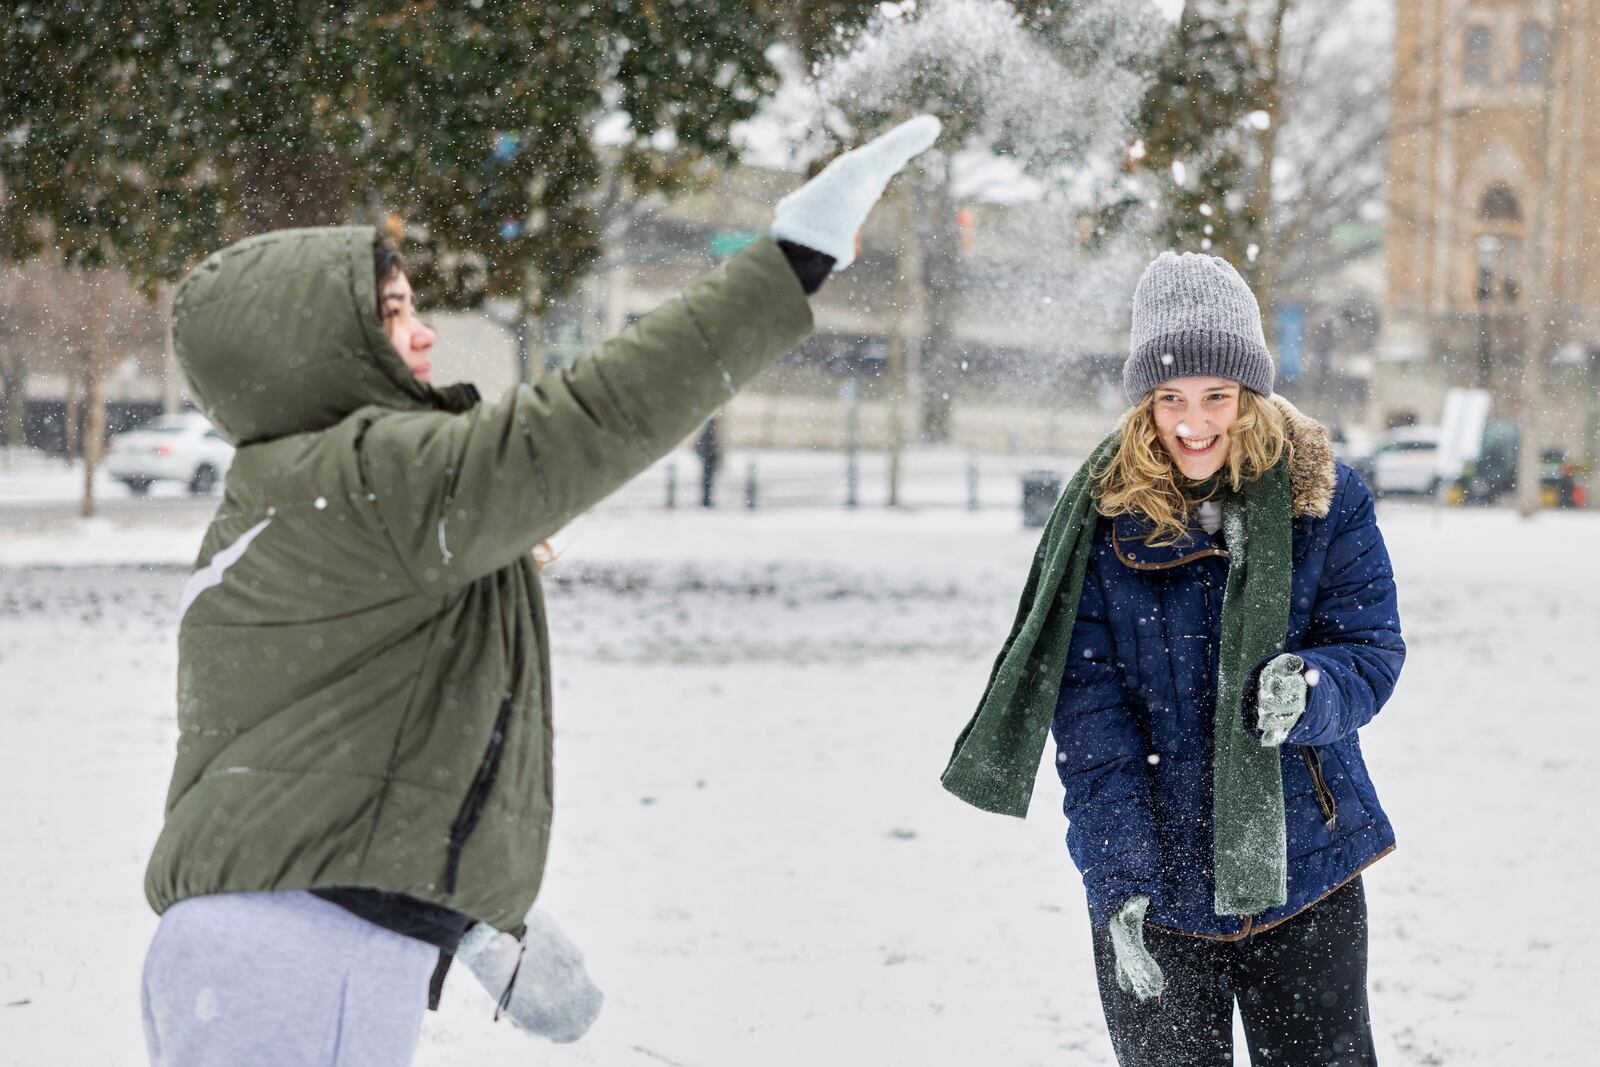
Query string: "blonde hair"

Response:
xmin=1093 ymin=389 xmax=1291 ymax=547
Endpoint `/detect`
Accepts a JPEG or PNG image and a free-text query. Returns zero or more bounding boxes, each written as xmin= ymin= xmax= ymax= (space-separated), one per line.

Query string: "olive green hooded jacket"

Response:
xmin=145 ymin=227 xmax=812 ymax=932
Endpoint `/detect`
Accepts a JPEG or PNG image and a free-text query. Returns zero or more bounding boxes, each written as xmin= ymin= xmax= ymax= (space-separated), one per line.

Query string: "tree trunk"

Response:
xmin=1518 ymin=0 xmax=1569 ymax=517
xmin=888 ymin=195 xmax=913 ymax=506
xmin=0 ymin=355 xmax=24 ymax=454
xmin=916 ymin=155 xmax=960 ymax=443
xmin=64 ymin=375 xmax=81 ymax=461
xmin=80 ymin=356 xmax=105 ymax=519
xmin=1246 ymin=0 xmax=1289 ymax=346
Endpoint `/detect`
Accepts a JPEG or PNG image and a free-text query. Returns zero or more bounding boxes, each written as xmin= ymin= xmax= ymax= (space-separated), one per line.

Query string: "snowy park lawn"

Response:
xmin=1 ymin=497 xmax=1596 ymax=1065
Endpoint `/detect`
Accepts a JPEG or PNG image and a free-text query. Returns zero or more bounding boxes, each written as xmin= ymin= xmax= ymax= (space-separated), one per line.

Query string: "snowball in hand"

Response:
xmin=770 ymin=114 xmax=942 ymax=270
xmin=457 ymin=908 xmax=603 ymax=1043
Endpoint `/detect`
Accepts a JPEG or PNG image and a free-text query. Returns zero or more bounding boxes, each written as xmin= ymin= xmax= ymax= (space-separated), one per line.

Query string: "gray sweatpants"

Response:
xmin=141 ymin=890 xmax=436 ymax=1067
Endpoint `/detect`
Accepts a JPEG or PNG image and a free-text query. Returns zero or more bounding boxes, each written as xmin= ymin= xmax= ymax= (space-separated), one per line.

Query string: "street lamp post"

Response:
xmin=1517 ymin=0 xmax=1569 ymax=517
xmin=1475 ymin=234 xmax=1499 ymax=390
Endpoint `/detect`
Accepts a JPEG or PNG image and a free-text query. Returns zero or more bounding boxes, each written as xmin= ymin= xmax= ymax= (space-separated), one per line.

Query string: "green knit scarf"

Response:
xmin=941 ymin=433 xmax=1294 ymax=916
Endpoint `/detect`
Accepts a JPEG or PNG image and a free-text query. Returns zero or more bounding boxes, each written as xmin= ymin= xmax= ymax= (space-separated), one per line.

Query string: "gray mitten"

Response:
xmin=1109 ymin=895 xmax=1165 ymax=1001
xmin=1256 ymin=653 xmax=1309 ymax=747
xmin=770 ymin=114 xmax=942 ymax=269
xmin=457 ymin=908 xmax=603 ymax=1043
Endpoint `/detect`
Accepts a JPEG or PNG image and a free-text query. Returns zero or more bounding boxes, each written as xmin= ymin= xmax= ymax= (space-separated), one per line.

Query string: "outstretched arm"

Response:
xmin=361 ymin=117 xmax=941 ymax=591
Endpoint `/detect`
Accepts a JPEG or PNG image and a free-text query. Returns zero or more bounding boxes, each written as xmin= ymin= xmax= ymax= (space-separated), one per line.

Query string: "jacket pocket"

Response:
xmin=443 ymin=694 xmax=514 ymax=894
xmin=1300 ymin=745 xmax=1338 ymax=832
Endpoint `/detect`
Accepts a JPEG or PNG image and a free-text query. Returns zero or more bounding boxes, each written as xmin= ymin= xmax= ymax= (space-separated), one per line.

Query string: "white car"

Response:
xmin=103 ymin=411 xmax=234 ymax=495
xmin=1352 ymin=426 xmax=1441 ymax=496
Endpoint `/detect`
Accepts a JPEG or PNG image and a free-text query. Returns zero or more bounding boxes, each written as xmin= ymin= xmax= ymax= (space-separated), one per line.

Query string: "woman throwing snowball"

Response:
xmin=943 ymin=252 xmax=1404 ymax=1066
xmin=140 ymin=116 xmax=941 ymax=1067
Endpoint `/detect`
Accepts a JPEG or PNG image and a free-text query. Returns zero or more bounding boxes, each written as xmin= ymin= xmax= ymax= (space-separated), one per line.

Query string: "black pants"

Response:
xmin=1091 ymin=878 xmax=1376 ymax=1067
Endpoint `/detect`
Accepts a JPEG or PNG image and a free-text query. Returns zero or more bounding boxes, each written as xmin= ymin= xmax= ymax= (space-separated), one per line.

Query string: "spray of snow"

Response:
xmin=812 ymin=0 xmax=1162 ymax=180
xmin=787 ymin=0 xmax=1173 ymax=359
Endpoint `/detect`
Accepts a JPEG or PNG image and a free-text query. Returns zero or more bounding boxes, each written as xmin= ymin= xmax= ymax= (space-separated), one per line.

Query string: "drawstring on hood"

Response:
xmin=171 ymin=226 xmax=478 ymax=447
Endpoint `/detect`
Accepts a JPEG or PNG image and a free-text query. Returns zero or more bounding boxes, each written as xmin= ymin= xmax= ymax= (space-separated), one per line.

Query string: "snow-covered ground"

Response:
xmin=2 ymin=488 xmax=1596 ymax=1065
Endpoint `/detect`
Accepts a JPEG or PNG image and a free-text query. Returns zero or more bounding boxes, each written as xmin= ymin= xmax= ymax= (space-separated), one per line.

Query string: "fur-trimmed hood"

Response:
xmin=1273 ymin=394 xmax=1336 ymax=520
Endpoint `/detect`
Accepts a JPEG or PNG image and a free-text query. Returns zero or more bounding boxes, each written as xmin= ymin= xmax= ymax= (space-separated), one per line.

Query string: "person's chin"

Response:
xmin=1172 ymin=454 xmax=1224 ymax=481
xmin=1166 ymin=440 xmax=1224 ymax=480
xmin=412 ymin=365 xmax=433 ymax=383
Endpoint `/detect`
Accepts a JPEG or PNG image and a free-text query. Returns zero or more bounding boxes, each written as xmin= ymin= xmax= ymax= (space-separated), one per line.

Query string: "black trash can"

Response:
xmin=1021 ymin=470 xmax=1063 ymax=528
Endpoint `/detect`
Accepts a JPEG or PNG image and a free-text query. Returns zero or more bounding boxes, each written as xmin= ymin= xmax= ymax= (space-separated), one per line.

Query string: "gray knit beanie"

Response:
xmin=1123 ymin=251 xmax=1274 ymax=401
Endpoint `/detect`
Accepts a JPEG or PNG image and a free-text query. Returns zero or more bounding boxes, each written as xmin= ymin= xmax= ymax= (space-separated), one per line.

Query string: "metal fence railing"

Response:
xmin=595 ymin=446 xmax=1087 ymax=516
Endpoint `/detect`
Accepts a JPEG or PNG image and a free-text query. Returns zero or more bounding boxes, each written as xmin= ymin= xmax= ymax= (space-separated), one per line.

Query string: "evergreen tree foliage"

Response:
xmin=0 ymin=2 xmax=784 ymax=309
xmin=1099 ymin=0 xmax=1268 ymax=275
xmin=1107 ymin=0 xmax=1390 ymax=333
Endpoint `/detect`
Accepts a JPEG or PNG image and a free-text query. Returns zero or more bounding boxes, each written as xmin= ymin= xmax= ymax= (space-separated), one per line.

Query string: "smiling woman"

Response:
xmin=139 ymin=115 xmax=942 ymax=1067
xmin=1095 ymin=379 xmax=1290 ymax=548
xmin=943 ymin=249 xmax=1404 ymax=1067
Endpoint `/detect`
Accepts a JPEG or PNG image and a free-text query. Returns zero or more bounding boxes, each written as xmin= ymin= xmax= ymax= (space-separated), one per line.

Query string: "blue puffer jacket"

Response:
xmin=1051 ymin=410 xmax=1404 ymax=939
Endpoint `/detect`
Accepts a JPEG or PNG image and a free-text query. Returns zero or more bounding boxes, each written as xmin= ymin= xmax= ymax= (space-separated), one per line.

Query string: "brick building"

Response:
xmin=1383 ymin=0 xmax=1600 ymax=461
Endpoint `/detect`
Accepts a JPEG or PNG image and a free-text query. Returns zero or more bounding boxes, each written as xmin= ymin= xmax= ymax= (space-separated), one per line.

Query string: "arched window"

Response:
xmin=1475 ymin=185 xmax=1524 ymax=307
xmin=1464 ymin=24 xmax=1492 ymax=86
xmin=1479 ymin=184 xmax=1522 ymax=222
xmin=1520 ymin=21 xmax=1550 ymax=84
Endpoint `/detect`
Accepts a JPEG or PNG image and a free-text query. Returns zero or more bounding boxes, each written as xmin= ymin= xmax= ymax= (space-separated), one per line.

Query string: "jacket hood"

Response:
xmin=171 ymin=226 xmax=479 ymax=446
xmin=1273 ymin=395 xmax=1336 ymax=520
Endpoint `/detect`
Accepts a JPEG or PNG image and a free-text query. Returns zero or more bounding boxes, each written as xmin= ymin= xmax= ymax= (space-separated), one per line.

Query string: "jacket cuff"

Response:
xmin=776 ymin=239 xmax=836 ymax=294
xmin=1283 ymin=651 xmax=1336 ymax=746
xmin=1087 ymin=874 xmax=1164 ymax=927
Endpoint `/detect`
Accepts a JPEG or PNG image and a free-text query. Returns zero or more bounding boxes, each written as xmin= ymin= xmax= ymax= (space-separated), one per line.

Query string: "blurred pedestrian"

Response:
xmin=694 ymin=414 xmax=722 ymax=507
xmin=944 ymin=251 xmax=1405 ymax=1066
xmin=140 ymin=116 xmax=942 ymax=1067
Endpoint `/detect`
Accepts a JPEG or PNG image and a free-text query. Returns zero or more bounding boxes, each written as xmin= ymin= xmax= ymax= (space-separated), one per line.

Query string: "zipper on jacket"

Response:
xmin=1299 ymin=746 xmax=1338 ymax=831
xmin=443 ymin=694 xmax=515 ymax=894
